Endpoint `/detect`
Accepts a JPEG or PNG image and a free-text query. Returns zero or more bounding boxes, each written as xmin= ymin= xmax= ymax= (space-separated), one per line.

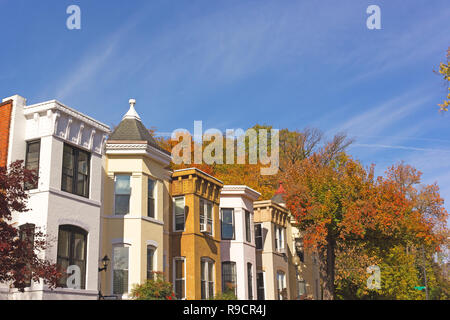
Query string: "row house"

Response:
xmin=0 ymin=95 xmax=320 ymax=300
xmin=169 ymin=168 xmax=223 ymax=300
xmin=219 ymin=185 xmax=261 ymax=300
xmin=272 ymin=183 xmax=321 ymax=300
xmin=0 ymin=95 xmax=110 ymax=299
xmin=99 ymin=99 xmax=172 ymax=298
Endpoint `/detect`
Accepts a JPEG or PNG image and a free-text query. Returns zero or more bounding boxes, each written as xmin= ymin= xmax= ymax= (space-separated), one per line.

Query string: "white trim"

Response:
xmin=146 ymin=244 xmax=157 ymax=280
xmin=200 ymin=257 xmax=215 ymax=300
xmin=111 ymin=238 xmax=132 ymax=245
xmin=23 ymin=100 xmax=110 ymax=132
xmin=113 ymin=174 xmax=131 ymax=216
xmin=146 ymin=240 xmax=158 ymax=248
xmin=146 ymin=175 xmax=157 ymax=220
xmin=220 ymin=207 xmax=235 ymax=240
xmin=106 ymin=143 xmax=172 ymax=166
xmin=111 ymin=243 xmax=131 ymax=298
xmin=173 ymin=196 xmax=186 ymax=232
xmin=220 ymin=185 xmax=261 ymax=201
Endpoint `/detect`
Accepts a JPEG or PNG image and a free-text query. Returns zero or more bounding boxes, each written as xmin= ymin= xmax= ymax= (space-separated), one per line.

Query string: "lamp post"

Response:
xmin=98 ymin=255 xmax=110 ymax=299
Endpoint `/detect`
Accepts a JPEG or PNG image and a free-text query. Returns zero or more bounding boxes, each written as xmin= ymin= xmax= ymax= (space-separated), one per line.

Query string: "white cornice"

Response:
xmin=23 ymin=100 xmax=110 ymax=133
xmin=221 ymin=185 xmax=261 ymax=201
xmin=106 ymin=143 xmax=172 ymax=166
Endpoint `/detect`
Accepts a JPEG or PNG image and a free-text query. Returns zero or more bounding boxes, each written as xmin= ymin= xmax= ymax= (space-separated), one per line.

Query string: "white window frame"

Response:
xmin=113 ymin=174 xmax=131 ymax=216
xmin=276 ymin=270 xmax=287 ymax=300
xmin=220 ymin=208 xmax=235 ymax=240
xmin=173 ymin=257 xmax=186 ymax=300
xmin=200 ymin=199 xmax=213 ymax=236
xmin=147 ymin=176 xmax=157 ymax=219
xmin=111 ymin=243 xmax=131 ymax=298
xmin=146 ymin=245 xmax=156 ymax=280
xmin=201 ymin=257 xmax=215 ymax=300
xmin=173 ymin=196 xmax=185 ymax=232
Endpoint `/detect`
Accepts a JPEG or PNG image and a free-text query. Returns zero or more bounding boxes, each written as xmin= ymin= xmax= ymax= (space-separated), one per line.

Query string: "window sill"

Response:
xmin=142 ymin=216 xmax=164 ymax=225
xmin=49 ymin=187 xmax=100 ymax=207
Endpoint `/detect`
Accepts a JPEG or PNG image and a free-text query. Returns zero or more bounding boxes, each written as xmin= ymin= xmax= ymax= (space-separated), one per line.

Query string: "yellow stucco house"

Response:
xmin=169 ymin=168 xmax=223 ymax=300
xmin=99 ymin=100 xmax=172 ymax=298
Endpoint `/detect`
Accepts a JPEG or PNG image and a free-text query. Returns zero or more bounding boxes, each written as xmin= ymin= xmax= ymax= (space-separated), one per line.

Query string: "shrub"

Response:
xmin=131 ymin=272 xmax=176 ymax=300
xmin=209 ymin=289 xmax=238 ymax=300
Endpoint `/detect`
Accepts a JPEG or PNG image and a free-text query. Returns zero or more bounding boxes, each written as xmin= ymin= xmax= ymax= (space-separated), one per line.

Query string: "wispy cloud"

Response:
xmin=352 ymin=143 xmax=450 ymax=153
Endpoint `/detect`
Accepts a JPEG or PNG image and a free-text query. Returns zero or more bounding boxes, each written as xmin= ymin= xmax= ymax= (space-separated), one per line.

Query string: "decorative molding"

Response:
xmin=106 ymin=143 xmax=172 ymax=166
xmin=23 ymin=100 xmax=110 ymax=133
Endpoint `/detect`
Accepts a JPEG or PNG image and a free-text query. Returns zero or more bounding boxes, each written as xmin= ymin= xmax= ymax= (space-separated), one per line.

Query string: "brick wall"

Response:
xmin=0 ymin=100 xmax=13 ymax=167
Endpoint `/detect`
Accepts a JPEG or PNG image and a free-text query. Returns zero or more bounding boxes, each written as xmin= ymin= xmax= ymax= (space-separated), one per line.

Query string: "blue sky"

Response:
xmin=1 ymin=0 xmax=449 ymax=215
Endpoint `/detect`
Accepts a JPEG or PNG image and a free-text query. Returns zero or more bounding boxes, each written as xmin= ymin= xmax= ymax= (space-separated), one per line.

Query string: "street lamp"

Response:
xmin=98 ymin=255 xmax=110 ymax=272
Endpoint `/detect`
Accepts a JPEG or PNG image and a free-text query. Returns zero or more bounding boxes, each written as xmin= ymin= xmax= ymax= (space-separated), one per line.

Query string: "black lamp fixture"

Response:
xmin=98 ymin=255 xmax=110 ymax=272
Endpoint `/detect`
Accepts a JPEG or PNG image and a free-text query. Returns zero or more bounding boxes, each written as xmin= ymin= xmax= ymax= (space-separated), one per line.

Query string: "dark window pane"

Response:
xmin=115 ymin=195 xmax=130 ymax=215
xmin=25 ymin=140 xmax=40 ymax=189
xmin=255 ymin=224 xmax=263 ymax=249
xmin=56 ymin=225 xmax=87 ymax=289
xmin=113 ymin=270 xmax=128 ymax=295
xmin=245 ymin=210 xmax=251 ymax=242
xmin=247 ymin=263 xmax=253 ymax=300
xmin=61 ymin=144 xmax=90 ymax=197
xmin=257 ymin=273 xmax=265 ymax=300
xmin=147 ymin=179 xmax=155 ymax=218
xmin=221 ymin=209 xmax=234 ymax=240
xmin=147 ymin=247 xmax=154 ymax=279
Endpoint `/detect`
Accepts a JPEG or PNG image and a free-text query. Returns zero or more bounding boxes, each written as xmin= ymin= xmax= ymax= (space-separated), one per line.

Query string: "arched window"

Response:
xmin=56 ymin=225 xmax=87 ymax=289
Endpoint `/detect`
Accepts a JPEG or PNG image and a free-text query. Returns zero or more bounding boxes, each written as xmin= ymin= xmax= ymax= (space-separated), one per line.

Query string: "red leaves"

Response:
xmin=0 ymin=161 xmax=61 ymax=291
xmin=282 ymin=153 xmax=448 ymax=251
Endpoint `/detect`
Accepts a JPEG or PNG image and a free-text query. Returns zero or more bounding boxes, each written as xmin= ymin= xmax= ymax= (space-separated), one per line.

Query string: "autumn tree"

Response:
xmin=0 ymin=160 xmax=60 ymax=292
xmin=282 ymin=145 xmax=448 ymax=299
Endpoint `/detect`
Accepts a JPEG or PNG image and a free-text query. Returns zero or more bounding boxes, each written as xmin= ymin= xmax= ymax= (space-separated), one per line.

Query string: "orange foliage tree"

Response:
xmin=282 ymin=144 xmax=448 ymax=299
